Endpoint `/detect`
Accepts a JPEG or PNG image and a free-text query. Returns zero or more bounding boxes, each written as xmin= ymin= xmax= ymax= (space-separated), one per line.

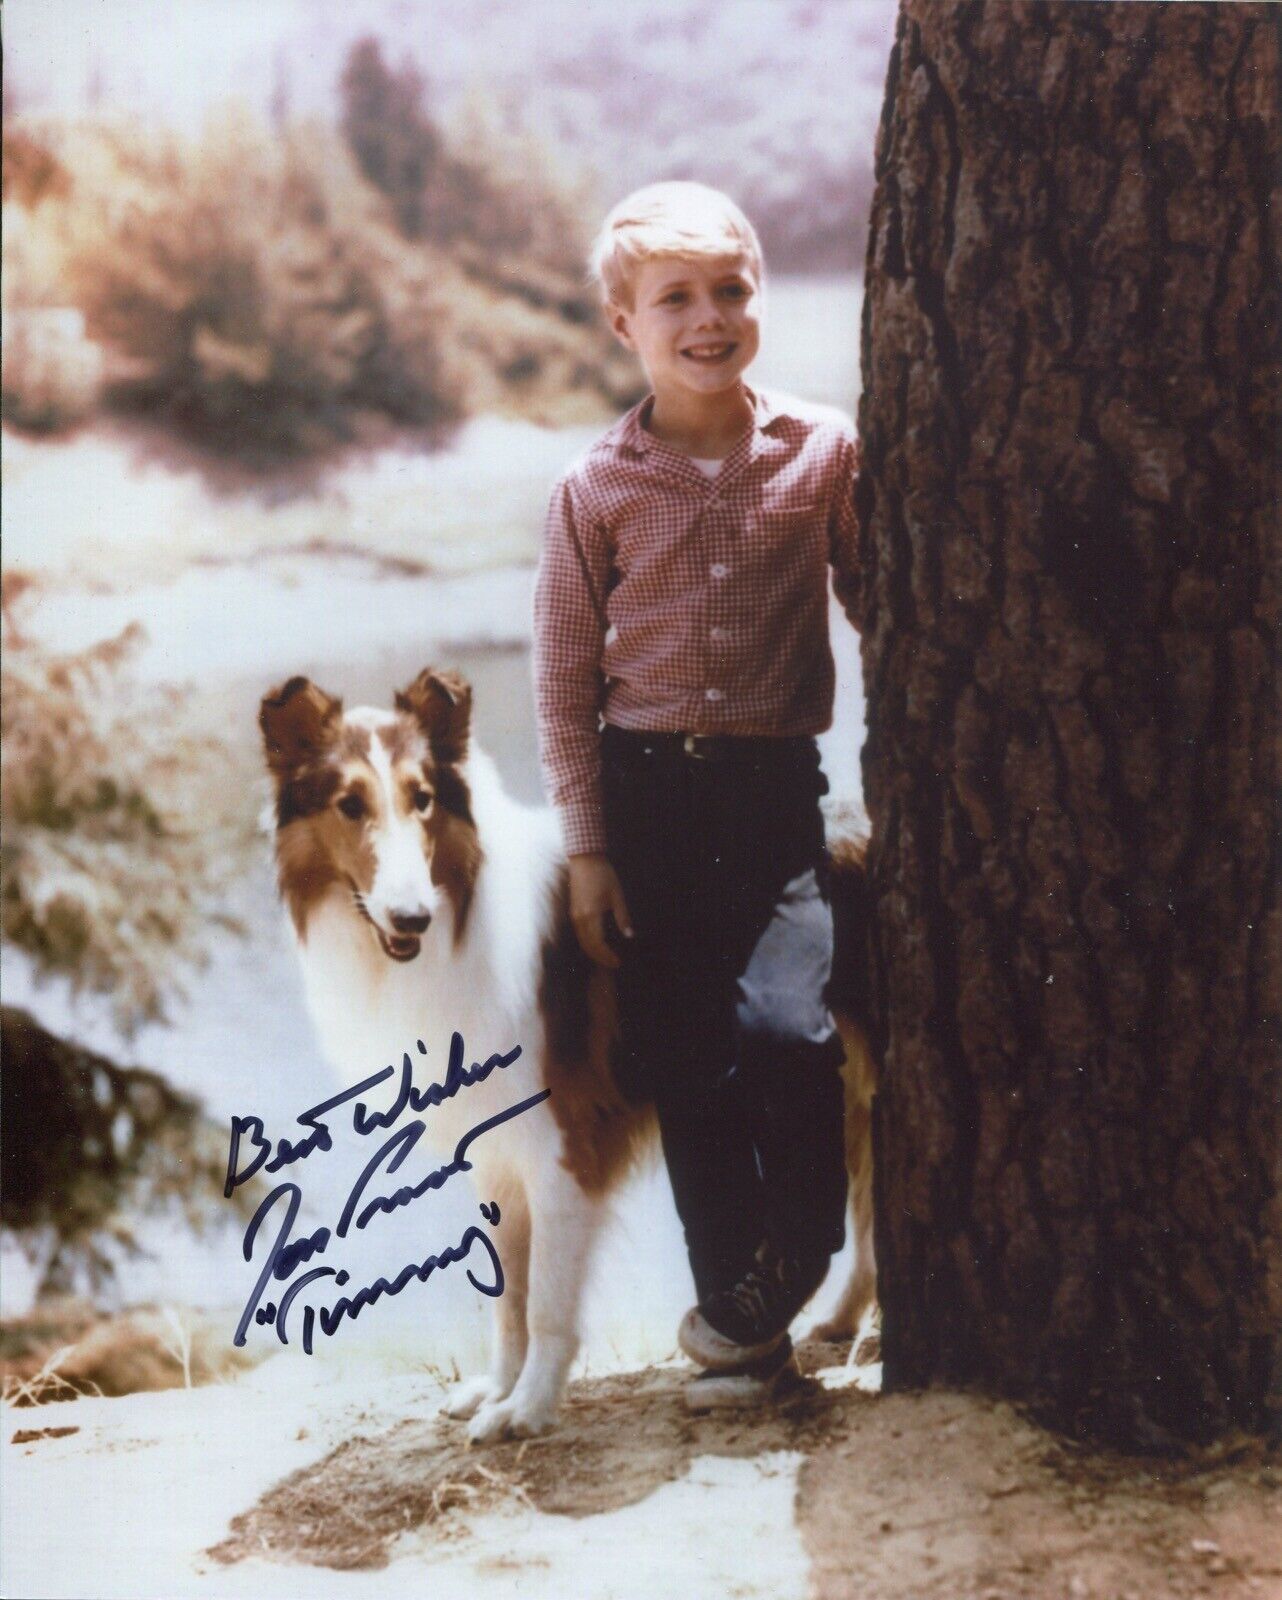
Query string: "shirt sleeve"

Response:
xmin=532 ymin=473 xmax=611 ymax=856
xmin=828 ymin=430 xmax=864 ymax=632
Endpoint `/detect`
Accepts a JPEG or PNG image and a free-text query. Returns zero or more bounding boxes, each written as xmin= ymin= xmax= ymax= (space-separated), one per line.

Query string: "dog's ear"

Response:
xmin=260 ymin=677 xmax=343 ymax=778
xmin=395 ymin=669 xmax=472 ymax=764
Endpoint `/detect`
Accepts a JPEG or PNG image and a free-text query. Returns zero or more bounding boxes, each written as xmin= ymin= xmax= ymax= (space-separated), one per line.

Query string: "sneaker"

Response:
xmin=679 ymin=1246 xmax=830 ymax=1372
xmin=683 ymin=1335 xmax=802 ymax=1413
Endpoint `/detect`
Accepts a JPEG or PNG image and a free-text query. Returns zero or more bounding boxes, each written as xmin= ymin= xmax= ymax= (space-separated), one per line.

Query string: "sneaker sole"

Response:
xmin=678 ymin=1305 xmax=790 ymax=1371
xmin=684 ymin=1353 xmax=803 ymax=1412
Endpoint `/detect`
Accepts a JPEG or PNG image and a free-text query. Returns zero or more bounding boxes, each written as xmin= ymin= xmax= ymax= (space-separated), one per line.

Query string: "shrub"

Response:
xmin=2 ymin=130 xmax=105 ymax=432
xmin=339 ymin=40 xmax=591 ymax=286
xmin=0 ymin=621 xmax=242 ymax=1031
xmin=1 ymin=1005 xmax=245 ymax=1302
xmin=2 ymin=126 xmax=72 ymax=209
xmin=1 ymin=304 xmax=104 ymax=431
xmin=334 ymin=39 xmax=641 ymax=422
xmin=3 ymin=106 xmax=635 ymax=461
xmin=60 ymin=112 xmax=464 ymax=459
xmin=340 ymin=37 xmax=442 ymax=241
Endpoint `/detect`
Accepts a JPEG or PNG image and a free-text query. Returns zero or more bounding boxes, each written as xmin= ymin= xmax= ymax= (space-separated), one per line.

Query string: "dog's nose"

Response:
xmin=389 ymin=910 xmax=432 ymax=934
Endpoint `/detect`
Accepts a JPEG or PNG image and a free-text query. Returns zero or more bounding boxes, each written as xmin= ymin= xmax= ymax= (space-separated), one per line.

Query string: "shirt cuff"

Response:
xmin=560 ymin=796 xmax=608 ymax=858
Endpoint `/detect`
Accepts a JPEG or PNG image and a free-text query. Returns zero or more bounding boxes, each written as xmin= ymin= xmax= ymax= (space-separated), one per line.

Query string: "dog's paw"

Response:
xmin=811 ymin=1285 xmax=879 ymax=1345
xmin=853 ymin=1327 xmax=882 ymax=1366
xmin=443 ymin=1375 xmax=503 ymax=1420
xmin=466 ymin=1394 xmax=555 ymax=1445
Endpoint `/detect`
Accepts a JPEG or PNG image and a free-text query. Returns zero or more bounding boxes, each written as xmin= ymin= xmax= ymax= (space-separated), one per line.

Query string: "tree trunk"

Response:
xmin=858 ymin=0 xmax=1279 ymax=1447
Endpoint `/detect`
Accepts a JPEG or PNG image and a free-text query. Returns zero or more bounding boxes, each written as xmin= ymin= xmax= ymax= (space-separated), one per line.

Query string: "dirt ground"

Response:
xmin=209 ymin=1336 xmax=1281 ymax=1598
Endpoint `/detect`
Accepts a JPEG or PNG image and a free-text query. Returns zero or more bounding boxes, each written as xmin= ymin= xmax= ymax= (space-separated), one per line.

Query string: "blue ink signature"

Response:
xmin=337 ymin=1091 xmax=545 ymax=1238
xmin=223 ymin=1032 xmax=523 ymax=1196
xmin=353 ymin=1032 xmax=523 ymax=1135
xmin=238 ymin=1192 xmax=506 ymax=1354
xmin=225 ymin=1034 xmax=546 ymax=1352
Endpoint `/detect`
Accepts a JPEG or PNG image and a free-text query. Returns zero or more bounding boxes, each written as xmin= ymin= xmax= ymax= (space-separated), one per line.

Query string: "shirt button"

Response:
xmin=710 ymin=563 xmax=729 ymax=579
xmin=710 ymin=627 xmax=729 ymax=642
xmin=705 ymin=688 xmax=724 ymax=703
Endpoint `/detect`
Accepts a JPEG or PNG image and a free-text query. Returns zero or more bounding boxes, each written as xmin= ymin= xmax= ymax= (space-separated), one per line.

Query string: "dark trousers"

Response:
xmin=601 ymin=725 xmax=848 ymax=1303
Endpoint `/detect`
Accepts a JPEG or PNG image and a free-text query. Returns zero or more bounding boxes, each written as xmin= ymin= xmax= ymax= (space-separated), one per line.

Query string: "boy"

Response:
xmin=533 ymin=181 xmax=861 ymax=1406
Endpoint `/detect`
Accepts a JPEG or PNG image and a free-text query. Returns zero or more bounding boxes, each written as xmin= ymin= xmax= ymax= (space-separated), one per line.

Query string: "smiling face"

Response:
xmin=260 ymin=670 xmax=482 ymax=961
xmin=609 ymin=251 xmax=762 ymax=412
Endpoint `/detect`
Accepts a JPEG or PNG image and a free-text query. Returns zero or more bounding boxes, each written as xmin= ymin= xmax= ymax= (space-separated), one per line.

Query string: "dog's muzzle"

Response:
xmin=378 ymin=926 xmax=424 ymax=962
xmin=354 ymin=894 xmax=431 ymax=962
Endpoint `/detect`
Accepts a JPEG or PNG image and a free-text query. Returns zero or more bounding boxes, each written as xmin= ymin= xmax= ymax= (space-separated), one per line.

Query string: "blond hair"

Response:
xmin=589 ymin=181 xmax=764 ymax=308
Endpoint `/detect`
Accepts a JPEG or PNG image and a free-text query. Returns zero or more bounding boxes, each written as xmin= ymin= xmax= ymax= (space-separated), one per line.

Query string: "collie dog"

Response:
xmin=260 ymin=667 xmax=876 ymax=1441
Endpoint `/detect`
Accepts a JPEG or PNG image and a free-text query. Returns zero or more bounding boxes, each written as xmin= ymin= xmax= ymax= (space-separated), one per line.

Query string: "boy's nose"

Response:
xmin=693 ymin=299 xmax=726 ymax=328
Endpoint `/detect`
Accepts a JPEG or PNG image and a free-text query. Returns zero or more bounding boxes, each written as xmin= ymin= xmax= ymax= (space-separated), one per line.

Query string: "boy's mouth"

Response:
xmin=680 ymin=342 xmax=737 ymax=364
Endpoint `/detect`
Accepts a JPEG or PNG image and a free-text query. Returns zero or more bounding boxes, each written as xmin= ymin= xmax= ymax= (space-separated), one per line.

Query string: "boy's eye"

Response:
xmin=660 ymin=291 xmax=688 ymax=306
xmin=337 ymin=792 xmax=366 ymax=822
xmin=720 ymin=283 xmax=749 ymax=299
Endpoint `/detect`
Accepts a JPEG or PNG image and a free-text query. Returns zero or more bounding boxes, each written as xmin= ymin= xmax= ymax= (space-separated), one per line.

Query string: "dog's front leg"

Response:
xmin=467 ymin=1162 xmax=602 ymax=1444
xmin=444 ymin=1179 xmax=530 ymax=1420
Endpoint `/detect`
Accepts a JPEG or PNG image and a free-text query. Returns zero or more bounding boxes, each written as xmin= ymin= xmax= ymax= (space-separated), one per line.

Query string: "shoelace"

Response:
xmin=718 ymin=1260 xmax=790 ymax=1331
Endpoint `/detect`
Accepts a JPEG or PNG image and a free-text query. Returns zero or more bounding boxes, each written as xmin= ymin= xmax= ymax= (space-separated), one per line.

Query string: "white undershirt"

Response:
xmin=692 ymin=457 xmax=722 ymax=478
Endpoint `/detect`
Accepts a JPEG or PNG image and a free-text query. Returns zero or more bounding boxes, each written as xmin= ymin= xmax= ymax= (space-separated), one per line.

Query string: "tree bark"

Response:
xmin=858 ymin=0 xmax=1279 ymax=1447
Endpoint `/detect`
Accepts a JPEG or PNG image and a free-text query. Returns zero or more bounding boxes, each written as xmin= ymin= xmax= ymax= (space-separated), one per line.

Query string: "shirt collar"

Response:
xmin=614 ymin=383 xmax=786 ymax=458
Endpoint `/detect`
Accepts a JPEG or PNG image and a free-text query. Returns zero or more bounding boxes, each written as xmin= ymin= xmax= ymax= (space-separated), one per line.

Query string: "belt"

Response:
xmin=602 ymin=725 xmax=815 ymax=765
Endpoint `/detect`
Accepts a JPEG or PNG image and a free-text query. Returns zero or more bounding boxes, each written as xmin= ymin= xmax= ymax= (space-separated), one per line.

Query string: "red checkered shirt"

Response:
xmin=533 ymin=386 xmax=862 ymax=856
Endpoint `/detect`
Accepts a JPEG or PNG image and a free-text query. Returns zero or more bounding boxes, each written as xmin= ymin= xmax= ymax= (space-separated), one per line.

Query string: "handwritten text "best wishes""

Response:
xmin=222 ymin=1033 xmax=546 ymax=1354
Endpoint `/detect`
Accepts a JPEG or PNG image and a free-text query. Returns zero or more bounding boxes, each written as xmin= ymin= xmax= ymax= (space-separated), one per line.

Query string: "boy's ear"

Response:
xmin=607 ymin=300 xmax=637 ymax=352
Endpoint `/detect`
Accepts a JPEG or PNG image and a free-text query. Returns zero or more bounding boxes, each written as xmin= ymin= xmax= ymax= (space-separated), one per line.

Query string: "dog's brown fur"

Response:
xmin=539 ymin=865 xmax=655 ymax=1197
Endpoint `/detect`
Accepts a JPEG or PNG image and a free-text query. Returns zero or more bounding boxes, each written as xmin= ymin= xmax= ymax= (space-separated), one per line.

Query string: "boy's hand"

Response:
xmin=568 ymin=853 xmax=634 ymax=968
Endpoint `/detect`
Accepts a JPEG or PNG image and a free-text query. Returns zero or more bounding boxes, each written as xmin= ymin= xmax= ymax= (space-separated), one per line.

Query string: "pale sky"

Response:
xmin=7 ymin=0 xmax=367 ymax=129
xmin=5 ymin=0 xmax=897 ymax=135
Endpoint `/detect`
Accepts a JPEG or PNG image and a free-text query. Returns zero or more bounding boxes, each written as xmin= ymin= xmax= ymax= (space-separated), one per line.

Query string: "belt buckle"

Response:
xmin=682 ymin=733 xmax=707 ymax=760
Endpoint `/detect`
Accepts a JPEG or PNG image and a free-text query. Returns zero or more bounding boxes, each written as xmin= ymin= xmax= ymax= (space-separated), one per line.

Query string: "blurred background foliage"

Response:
xmin=0 ymin=608 xmax=252 ymax=1307
xmin=2 ymin=38 xmax=641 ymax=461
xmin=0 ymin=615 xmax=246 ymax=1031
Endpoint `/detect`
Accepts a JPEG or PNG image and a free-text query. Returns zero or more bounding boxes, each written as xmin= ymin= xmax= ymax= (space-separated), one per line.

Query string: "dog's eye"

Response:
xmin=337 ymin=793 xmax=366 ymax=822
xmin=412 ymin=787 xmax=433 ymax=814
